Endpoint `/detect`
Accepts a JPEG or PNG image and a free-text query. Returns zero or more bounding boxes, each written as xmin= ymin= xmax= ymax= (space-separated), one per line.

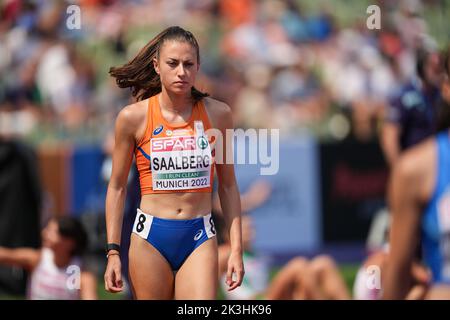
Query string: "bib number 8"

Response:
xmin=136 ymin=214 xmax=146 ymax=233
xmin=209 ymin=216 xmax=216 ymax=235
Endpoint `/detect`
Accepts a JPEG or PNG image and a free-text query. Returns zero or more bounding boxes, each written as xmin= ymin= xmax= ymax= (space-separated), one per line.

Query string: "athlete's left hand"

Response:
xmin=226 ymin=250 xmax=245 ymax=291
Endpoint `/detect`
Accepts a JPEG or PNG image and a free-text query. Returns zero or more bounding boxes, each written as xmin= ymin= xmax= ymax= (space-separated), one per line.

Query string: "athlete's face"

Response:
xmin=41 ymin=219 xmax=75 ymax=255
xmin=424 ymin=52 xmax=443 ymax=88
xmin=153 ymin=40 xmax=199 ymax=95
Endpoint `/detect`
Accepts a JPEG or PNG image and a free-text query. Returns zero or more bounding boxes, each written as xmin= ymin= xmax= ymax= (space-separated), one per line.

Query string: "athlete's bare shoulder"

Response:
xmin=116 ymin=99 xmax=149 ymax=140
xmin=117 ymin=99 xmax=147 ymax=127
xmin=395 ymin=137 xmax=437 ymax=202
xmin=398 ymin=138 xmax=435 ymax=176
xmin=203 ymin=97 xmax=232 ymax=129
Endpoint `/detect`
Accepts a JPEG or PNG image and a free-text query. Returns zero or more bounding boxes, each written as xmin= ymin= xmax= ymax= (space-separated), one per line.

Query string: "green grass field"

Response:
xmin=1 ymin=263 xmax=359 ymax=300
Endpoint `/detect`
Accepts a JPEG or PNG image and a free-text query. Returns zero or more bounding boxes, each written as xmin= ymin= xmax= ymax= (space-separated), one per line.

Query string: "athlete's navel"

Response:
xmin=176 ymin=208 xmax=182 ymax=214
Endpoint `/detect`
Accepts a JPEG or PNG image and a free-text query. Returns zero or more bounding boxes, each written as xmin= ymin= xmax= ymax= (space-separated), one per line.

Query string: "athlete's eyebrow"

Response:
xmin=167 ymin=57 xmax=194 ymax=63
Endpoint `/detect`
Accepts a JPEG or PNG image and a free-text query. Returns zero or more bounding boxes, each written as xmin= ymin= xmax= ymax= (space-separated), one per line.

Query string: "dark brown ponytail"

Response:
xmin=109 ymin=26 xmax=209 ymax=102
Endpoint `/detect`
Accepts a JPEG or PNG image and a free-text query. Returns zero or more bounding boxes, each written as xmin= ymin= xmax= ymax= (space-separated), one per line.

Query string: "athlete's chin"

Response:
xmin=169 ymin=84 xmax=192 ymax=94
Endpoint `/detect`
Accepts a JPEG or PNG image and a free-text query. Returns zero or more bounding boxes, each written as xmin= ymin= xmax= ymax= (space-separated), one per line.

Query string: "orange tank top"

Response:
xmin=134 ymin=94 xmax=215 ymax=195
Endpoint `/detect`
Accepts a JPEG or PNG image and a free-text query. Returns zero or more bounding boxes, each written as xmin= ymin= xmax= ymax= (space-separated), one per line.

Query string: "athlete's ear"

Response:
xmin=153 ymin=57 xmax=160 ymax=75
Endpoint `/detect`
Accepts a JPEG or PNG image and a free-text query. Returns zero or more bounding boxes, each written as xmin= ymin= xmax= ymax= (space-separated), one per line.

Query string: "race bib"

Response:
xmin=150 ymin=121 xmax=212 ymax=191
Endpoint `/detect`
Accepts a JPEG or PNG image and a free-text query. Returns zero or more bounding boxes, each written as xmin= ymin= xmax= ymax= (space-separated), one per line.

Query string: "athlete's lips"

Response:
xmin=173 ymin=81 xmax=189 ymax=85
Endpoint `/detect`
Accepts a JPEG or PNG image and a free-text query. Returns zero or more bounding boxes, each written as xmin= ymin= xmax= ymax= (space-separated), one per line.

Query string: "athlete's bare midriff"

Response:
xmin=139 ymin=192 xmax=212 ymax=220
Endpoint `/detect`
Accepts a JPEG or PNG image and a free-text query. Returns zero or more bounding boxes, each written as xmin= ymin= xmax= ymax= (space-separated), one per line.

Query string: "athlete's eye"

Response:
xmin=184 ymin=62 xmax=194 ymax=68
xmin=167 ymin=61 xmax=178 ymax=67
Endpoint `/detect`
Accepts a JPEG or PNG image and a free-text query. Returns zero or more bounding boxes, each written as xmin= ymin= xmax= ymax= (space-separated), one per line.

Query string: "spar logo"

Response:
xmin=197 ymin=136 xmax=208 ymax=150
xmin=151 ymin=136 xmax=196 ymax=152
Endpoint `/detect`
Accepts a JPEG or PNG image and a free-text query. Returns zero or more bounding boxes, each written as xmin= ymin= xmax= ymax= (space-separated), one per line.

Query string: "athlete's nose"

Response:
xmin=177 ymin=64 xmax=186 ymax=77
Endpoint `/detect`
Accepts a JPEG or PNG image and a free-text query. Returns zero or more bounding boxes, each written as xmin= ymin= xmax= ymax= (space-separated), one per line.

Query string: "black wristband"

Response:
xmin=106 ymin=243 xmax=121 ymax=254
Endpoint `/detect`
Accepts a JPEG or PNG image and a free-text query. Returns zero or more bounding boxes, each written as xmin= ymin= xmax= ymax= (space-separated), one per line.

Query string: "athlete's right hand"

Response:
xmin=104 ymin=255 xmax=123 ymax=293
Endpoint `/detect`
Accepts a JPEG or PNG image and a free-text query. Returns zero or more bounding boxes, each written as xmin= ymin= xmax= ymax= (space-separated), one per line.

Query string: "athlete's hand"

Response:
xmin=104 ymin=254 xmax=123 ymax=293
xmin=226 ymin=250 xmax=245 ymax=291
xmin=411 ymin=263 xmax=431 ymax=285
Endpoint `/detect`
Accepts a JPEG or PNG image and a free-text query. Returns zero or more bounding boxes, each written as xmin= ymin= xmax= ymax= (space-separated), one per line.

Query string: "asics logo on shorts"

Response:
xmin=194 ymin=229 xmax=203 ymax=241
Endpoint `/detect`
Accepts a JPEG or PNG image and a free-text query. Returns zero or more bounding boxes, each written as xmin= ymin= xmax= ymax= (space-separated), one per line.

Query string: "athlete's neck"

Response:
xmin=52 ymin=249 xmax=73 ymax=268
xmin=159 ymin=88 xmax=193 ymax=114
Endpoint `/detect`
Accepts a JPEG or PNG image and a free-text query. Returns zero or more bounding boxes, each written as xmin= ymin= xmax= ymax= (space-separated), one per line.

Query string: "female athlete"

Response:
xmin=103 ymin=26 xmax=244 ymax=299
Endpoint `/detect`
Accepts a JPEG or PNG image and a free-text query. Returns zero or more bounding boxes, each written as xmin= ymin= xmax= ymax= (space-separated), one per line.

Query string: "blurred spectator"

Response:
xmin=0 ymin=216 xmax=97 ymax=300
xmin=0 ymin=0 xmax=446 ymax=143
xmin=381 ymin=48 xmax=443 ymax=167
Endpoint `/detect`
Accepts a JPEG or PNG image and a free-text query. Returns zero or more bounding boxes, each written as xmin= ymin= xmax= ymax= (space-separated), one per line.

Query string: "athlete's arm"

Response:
xmin=80 ymin=270 xmax=98 ymax=300
xmin=383 ymin=143 xmax=433 ymax=299
xmin=104 ymin=105 xmax=137 ymax=293
xmin=208 ymin=99 xmax=244 ymax=291
xmin=0 ymin=247 xmax=40 ymax=271
xmin=381 ymin=122 xmax=401 ymax=168
xmin=218 ymin=244 xmax=231 ymax=280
